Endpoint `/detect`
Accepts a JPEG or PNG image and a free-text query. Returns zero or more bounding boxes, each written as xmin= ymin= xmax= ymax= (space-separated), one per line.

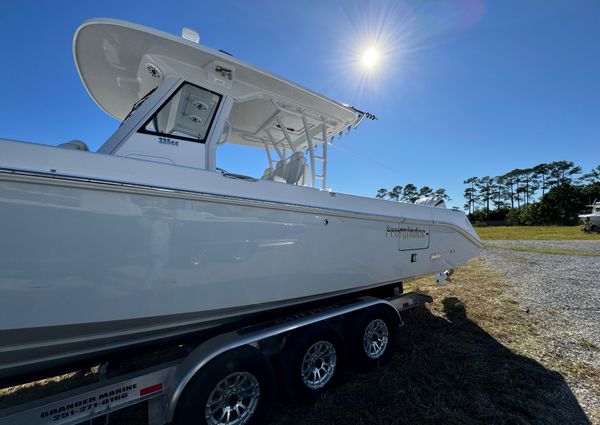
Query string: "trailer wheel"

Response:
xmin=280 ymin=324 xmax=346 ymax=402
xmin=174 ymin=346 xmax=275 ymax=425
xmin=347 ymin=306 xmax=397 ymax=371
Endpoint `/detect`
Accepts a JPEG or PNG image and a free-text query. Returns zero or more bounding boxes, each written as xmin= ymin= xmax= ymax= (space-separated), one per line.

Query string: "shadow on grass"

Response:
xmin=270 ymin=298 xmax=590 ymax=425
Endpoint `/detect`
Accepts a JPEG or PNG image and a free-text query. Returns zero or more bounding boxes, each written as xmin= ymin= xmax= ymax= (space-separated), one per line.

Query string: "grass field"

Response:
xmin=3 ymin=261 xmax=598 ymax=424
xmin=476 ymin=225 xmax=600 ymax=240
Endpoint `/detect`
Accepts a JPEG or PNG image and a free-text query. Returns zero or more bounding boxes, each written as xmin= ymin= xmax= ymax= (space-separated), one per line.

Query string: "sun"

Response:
xmin=361 ymin=47 xmax=380 ymax=69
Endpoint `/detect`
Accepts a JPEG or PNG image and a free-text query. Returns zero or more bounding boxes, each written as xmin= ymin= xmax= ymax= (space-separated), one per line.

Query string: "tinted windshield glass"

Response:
xmin=143 ymin=83 xmax=221 ymax=143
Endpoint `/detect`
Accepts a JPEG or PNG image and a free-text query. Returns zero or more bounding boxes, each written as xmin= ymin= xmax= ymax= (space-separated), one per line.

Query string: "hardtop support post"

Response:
xmin=262 ymin=139 xmax=274 ymax=169
xmin=276 ymin=117 xmax=296 ymax=153
xmin=265 ymin=129 xmax=284 ymax=160
xmin=301 ymin=114 xmax=316 ymax=188
xmin=321 ymin=124 xmax=328 ymax=190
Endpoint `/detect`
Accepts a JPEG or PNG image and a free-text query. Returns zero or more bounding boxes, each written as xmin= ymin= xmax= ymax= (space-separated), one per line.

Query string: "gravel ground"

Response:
xmin=482 ymin=240 xmax=600 ymax=419
xmin=482 ymin=239 xmax=600 ymax=367
xmin=486 ymin=239 xmax=600 ymax=253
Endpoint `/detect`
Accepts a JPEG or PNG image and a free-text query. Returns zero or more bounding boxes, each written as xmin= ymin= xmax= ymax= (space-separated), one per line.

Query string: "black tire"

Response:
xmin=174 ymin=346 xmax=275 ymax=425
xmin=279 ymin=324 xmax=346 ymax=402
xmin=347 ymin=305 xmax=397 ymax=371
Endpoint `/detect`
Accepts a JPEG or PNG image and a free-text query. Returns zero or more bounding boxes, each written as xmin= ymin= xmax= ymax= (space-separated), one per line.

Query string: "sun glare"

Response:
xmin=361 ymin=47 xmax=380 ymax=69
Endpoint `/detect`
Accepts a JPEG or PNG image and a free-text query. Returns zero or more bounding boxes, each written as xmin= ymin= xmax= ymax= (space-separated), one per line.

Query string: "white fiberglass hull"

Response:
xmin=0 ymin=140 xmax=482 ymax=382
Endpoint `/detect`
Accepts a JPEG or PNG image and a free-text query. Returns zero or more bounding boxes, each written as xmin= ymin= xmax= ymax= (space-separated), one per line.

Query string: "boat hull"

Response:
xmin=0 ymin=172 xmax=480 ymax=382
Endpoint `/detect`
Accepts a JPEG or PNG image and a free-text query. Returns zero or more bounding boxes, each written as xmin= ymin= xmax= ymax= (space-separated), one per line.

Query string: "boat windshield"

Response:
xmin=142 ymin=83 xmax=222 ymax=143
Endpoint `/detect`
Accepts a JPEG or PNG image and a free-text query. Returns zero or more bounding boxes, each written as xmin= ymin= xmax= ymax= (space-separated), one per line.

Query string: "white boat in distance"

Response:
xmin=0 ymin=19 xmax=482 ymax=382
xmin=579 ymin=201 xmax=600 ymax=230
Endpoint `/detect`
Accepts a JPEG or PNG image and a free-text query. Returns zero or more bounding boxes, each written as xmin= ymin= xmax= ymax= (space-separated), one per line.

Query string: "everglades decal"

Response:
xmin=386 ymin=225 xmax=428 ymax=239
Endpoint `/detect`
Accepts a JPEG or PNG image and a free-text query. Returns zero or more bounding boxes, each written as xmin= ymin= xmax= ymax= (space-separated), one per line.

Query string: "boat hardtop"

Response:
xmin=75 ymin=19 xmax=371 ymax=153
xmin=579 ymin=201 xmax=600 ymax=220
xmin=585 ymin=201 xmax=600 ymax=210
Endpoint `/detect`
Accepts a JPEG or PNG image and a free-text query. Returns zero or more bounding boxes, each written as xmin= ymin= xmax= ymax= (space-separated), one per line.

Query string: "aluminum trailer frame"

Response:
xmin=0 ymin=292 xmax=431 ymax=425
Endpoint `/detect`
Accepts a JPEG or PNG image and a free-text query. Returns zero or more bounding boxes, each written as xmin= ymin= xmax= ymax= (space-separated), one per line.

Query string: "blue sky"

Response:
xmin=1 ymin=0 xmax=599 ymax=208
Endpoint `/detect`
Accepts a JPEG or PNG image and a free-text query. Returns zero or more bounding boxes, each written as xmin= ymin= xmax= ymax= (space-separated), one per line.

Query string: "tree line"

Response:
xmin=375 ymin=184 xmax=450 ymax=203
xmin=464 ymin=161 xmax=600 ymax=225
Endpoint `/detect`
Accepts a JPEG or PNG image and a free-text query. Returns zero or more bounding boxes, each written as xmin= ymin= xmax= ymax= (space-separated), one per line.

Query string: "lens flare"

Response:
xmin=324 ymin=0 xmax=485 ymax=103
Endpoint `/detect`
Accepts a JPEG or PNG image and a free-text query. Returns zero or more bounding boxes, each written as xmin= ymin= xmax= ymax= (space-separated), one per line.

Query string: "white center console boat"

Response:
xmin=0 ymin=19 xmax=482 ymax=383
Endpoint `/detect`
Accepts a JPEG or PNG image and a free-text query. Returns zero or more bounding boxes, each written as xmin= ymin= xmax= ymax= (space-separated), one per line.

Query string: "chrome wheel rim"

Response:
xmin=363 ymin=319 xmax=389 ymax=359
xmin=301 ymin=340 xmax=337 ymax=390
xmin=205 ymin=372 xmax=260 ymax=425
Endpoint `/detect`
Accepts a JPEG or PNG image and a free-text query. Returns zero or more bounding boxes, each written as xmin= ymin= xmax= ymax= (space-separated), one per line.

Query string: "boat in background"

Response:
xmin=579 ymin=201 xmax=600 ymax=231
xmin=0 ymin=19 xmax=482 ymax=383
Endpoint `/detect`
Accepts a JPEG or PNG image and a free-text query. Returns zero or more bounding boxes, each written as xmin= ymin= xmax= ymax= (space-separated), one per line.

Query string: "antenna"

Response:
xmin=181 ymin=27 xmax=200 ymax=44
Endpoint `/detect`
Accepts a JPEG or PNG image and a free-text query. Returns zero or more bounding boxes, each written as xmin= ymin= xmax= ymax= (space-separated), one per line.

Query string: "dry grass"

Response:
xmin=0 ymin=369 xmax=98 ymax=408
xmin=476 ymin=226 xmax=600 ymax=240
xmin=579 ymin=338 xmax=600 ymax=350
xmin=270 ymin=260 xmax=599 ymax=425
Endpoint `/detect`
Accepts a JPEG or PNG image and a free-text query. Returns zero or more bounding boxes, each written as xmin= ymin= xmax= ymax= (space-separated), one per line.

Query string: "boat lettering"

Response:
xmin=386 ymin=225 xmax=427 ymax=239
xmin=40 ymin=384 xmax=137 ymax=419
xmin=158 ymin=136 xmax=179 ymax=146
xmin=40 ymin=398 xmax=96 ymax=418
xmin=98 ymin=384 xmax=137 ymax=400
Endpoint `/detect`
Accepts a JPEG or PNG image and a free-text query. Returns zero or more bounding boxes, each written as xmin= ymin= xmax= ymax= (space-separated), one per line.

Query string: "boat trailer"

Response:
xmin=0 ymin=292 xmax=431 ymax=425
xmin=582 ymin=222 xmax=600 ymax=233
